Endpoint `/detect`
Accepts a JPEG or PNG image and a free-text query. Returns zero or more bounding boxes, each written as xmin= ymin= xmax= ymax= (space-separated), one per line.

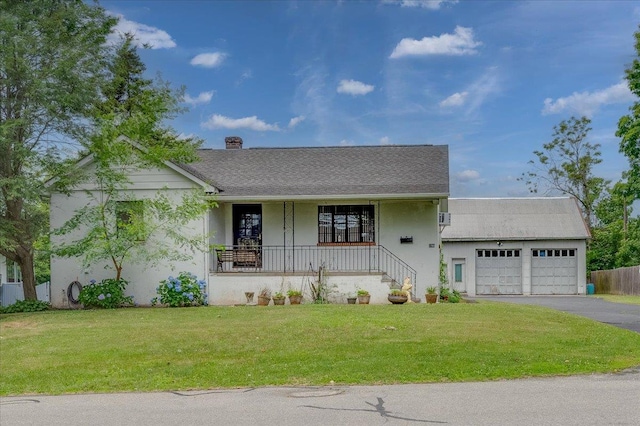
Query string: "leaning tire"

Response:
xmin=67 ymin=281 xmax=82 ymax=304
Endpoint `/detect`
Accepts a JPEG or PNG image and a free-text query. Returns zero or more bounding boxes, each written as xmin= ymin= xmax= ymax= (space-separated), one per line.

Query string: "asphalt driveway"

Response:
xmin=473 ymin=295 xmax=640 ymax=333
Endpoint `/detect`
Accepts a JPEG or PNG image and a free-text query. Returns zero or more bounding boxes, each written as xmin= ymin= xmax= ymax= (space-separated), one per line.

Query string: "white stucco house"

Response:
xmin=441 ymin=197 xmax=591 ymax=296
xmin=49 ymin=137 xmax=450 ymax=307
xmin=0 ymin=255 xmax=21 ymax=285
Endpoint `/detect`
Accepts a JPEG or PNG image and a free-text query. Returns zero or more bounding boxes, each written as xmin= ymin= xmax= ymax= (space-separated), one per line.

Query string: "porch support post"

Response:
xmin=284 ymin=201 xmax=295 ymax=273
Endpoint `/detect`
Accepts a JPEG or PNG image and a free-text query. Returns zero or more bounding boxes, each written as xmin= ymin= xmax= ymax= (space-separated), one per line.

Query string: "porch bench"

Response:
xmin=216 ymin=251 xmax=234 ymax=272
xmin=216 ymin=249 xmax=261 ymax=271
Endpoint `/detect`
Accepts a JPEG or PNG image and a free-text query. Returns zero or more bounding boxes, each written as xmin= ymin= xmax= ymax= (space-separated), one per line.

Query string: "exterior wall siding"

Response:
xmin=0 ymin=255 xmax=6 ymax=283
xmin=50 ymin=165 xmax=209 ymax=308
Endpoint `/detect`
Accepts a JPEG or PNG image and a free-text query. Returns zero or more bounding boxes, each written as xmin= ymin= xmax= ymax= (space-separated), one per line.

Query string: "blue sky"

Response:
xmin=101 ymin=0 xmax=640 ymax=198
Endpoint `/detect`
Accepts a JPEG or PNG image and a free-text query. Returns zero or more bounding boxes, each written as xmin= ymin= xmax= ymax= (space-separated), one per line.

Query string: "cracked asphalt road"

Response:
xmin=2 ymin=369 xmax=639 ymax=425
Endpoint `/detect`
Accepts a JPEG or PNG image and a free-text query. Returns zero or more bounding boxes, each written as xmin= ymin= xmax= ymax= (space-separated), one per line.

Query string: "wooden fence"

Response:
xmin=590 ymin=265 xmax=640 ymax=295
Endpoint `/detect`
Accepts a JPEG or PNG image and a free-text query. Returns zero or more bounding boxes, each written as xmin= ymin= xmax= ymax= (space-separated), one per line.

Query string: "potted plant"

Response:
xmin=346 ymin=294 xmax=357 ymax=304
xmin=357 ymin=289 xmax=370 ymax=304
xmin=388 ymin=289 xmax=408 ymax=304
xmin=272 ymin=291 xmax=286 ymax=305
xmin=425 ymin=286 xmax=438 ymax=304
xmin=439 ymin=286 xmax=451 ymax=303
xmin=257 ymin=287 xmax=271 ymax=306
xmin=287 ymin=289 xmax=303 ymax=305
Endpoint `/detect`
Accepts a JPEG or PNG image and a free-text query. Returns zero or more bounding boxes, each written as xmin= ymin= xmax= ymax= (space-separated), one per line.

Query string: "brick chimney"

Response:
xmin=225 ymin=136 xmax=243 ymax=149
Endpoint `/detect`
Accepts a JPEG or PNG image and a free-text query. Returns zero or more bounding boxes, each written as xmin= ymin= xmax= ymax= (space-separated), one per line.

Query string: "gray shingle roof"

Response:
xmin=185 ymin=144 xmax=449 ymax=198
xmin=441 ymin=197 xmax=591 ymax=241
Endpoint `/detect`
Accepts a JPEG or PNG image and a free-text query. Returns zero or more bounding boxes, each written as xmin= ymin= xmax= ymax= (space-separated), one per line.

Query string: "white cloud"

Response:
xmin=390 ymin=26 xmax=481 ymax=58
xmin=177 ymin=133 xmax=195 ymax=140
xmin=108 ymin=14 xmax=176 ymax=49
xmin=337 ymin=79 xmax=375 ymax=96
xmin=455 ymin=170 xmax=480 ymax=182
xmin=379 ymin=136 xmax=391 ymax=145
xmin=339 ymin=139 xmax=356 ymax=146
xmin=191 ymin=52 xmax=227 ymax=68
xmin=439 ymin=91 xmax=468 ymax=108
xmin=288 ymin=115 xmax=306 ymax=128
xmin=542 ymin=82 xmax=634 ymax=117
xmin=201 ymin=114 xmax=280 ymax=131
xmin=236 ymin=69 xmax=253 ymax=86
xmin=183 ymin=91 xmax=214 ymax=106
xmin=439 ymin=68 xmax=501 ymax=114
xmin=382 ymin=0 xmax=458 ymax=9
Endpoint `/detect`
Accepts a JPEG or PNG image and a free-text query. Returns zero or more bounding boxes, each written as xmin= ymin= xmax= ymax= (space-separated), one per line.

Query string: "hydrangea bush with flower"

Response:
xmin=78 ymin=278 xmax=133 ymax=309
xmin=152 ymin=272 xmax=207 ymax=307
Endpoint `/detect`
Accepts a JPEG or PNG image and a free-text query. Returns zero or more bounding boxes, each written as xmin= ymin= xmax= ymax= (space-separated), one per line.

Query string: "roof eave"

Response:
xmin=217 ymin=192 xmax=450 ymax=202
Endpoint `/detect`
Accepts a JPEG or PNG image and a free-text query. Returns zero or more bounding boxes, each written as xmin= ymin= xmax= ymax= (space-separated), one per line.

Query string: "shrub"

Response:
xmin=287 ymin=289 xmax=302 ymax=297
xmin=152 ymin=272 xmax=207 ymax=307
xmin=448 ymin=289 xmax=462 ymax=303
xmin=79 ymin=278 xmax=134 ymax=309
xmin=0 ymin=299 xmax=51 ymax=314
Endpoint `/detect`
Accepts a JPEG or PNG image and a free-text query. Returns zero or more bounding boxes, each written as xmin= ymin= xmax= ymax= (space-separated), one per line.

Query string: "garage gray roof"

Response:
xmin=441 ymin=197 xmax=591 ymax=241
xmin=183 ymin=144 xmax=449 ymax=198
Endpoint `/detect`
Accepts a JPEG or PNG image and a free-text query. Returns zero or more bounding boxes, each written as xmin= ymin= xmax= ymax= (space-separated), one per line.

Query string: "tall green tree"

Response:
xmin=589 ymin=182 xmax=639 ymax=272
xmin=0 ymin=0 xmax=115 ymax=299
xmin=520 ymin=116 xmax=609 ymax=233
xmin=617 ymin=25 xmax=640 ymax=200
xmin=52 ymin=35 xmax=210 ymax=282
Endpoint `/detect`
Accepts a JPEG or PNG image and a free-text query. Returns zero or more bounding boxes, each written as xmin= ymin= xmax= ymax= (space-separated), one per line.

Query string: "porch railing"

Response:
xmin=213 ymin=245 xmax=417 ymax=293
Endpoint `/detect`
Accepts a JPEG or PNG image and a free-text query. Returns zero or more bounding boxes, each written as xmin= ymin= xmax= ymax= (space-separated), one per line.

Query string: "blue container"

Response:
xmin=586 ymin=283 xmax=595 ymax=295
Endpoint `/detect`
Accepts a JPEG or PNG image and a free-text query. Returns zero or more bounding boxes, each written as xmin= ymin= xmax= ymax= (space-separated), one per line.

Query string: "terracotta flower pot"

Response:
xmin=273 ymin=297 xmax=285 ymax=306
xmin=347 ymin=297 xmax=357 ymax=304
xmin=289 ymin=295 xmax=303 ymax=305
xmin=357 ymin=295 xmax=370 ymax=304
xmin=425 ymin=294 xmax=438 ymax=304
xmin=257 ymin=295 xmax=271 ymax=306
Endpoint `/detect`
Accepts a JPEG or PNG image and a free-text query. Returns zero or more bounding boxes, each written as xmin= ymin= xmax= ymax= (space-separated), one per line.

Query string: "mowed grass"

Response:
xmin=595 ymin=295 xmax=640 ymax=305
xmin=1 ymin=302 xmax=639 ymax=395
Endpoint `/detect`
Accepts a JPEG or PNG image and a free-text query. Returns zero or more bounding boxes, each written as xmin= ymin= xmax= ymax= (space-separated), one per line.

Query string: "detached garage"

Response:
xmin=441 ymin=197 xmax=590 ymax=296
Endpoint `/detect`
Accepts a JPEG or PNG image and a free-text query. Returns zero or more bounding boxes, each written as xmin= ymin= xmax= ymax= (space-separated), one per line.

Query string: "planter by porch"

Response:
xmin=257 ymin=295 xmax=271 ymax=306
xmin=272 ymin=296 xmax=285 ymax=305
xmin=388 ymin=294 xmax=408 ymax=304
xmin=425 ymin=294 xmax=438 ymax=304
xmin=289 ymin=295 xmax=303 ymax=305
xmin=347 ymin=297 xmax=357 ymax=304
xmin=357 ymin=295 xmax=370 ymax=304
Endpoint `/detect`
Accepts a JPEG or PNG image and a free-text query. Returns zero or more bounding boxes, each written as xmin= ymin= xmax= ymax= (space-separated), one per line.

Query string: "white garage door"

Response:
xmin=476 ymin=249 xmax=522 ymax=295
xmin=531 ymin=249 xmax=577 ymax=294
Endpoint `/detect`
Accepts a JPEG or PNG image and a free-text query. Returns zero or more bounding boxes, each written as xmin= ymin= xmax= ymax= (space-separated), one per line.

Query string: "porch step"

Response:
xmin=382 ymin=275 xmax=401 ymax=289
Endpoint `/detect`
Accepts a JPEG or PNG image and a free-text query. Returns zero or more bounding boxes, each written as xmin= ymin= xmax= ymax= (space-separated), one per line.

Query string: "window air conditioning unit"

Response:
xmin=438 ymin=212 xmax=451 ymax=226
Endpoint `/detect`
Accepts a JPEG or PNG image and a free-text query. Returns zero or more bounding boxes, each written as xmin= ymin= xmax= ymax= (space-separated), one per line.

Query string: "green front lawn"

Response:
xmin=594 ymin=295 xmax=640 ymax=305
xmin=1 ymin=302 xmax=639 ymax=395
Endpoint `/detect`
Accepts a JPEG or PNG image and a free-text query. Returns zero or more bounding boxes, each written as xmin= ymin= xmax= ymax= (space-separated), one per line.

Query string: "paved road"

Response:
xmin=472 ymin=295 xmax=640 ymax=333
xmin=1 ymin=369 xmax=639 ymax=426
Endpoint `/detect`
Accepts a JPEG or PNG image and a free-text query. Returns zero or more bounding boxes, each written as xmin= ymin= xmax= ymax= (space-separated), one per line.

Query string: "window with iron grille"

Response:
xmin=318 ymin=205 xmax=375 ymax=244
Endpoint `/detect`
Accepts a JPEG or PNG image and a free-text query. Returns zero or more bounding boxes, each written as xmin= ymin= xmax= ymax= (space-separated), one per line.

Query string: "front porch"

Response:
xmin=209 ymin=244 xmax=417 ymax=305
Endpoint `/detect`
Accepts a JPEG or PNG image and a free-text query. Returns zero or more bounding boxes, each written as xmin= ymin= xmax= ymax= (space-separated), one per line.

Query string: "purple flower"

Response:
xmin=98 ymin=294 xmax=105 ymax=300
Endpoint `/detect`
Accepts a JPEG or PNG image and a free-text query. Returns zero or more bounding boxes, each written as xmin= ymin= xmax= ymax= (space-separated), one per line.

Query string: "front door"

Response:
xmin=233 ymin=205 xmax=262 ymax=268
xmin=233 ymin=204 xmax=262 ymax=246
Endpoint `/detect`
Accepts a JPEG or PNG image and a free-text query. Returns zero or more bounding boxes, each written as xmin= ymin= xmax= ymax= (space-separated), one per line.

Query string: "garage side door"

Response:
xmin=476 ymin=249 xmax=522 ymax=295
xmin=531 ymin=249 xmax=577 ymax=294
